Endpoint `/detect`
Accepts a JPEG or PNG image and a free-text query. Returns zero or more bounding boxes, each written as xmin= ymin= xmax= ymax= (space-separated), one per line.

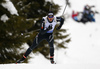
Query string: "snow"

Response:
xmin=1 ymin=0 xmax=18 ymax=15
xmin=62 ymin=19 xmax=100 ymax=64
xmin=1 ymin=0 xmax=18 ymax=22
xmin=0 ymin=14 xmax=9 ymax=22
xmin=0 ymin=0 xmax=100 ymax=69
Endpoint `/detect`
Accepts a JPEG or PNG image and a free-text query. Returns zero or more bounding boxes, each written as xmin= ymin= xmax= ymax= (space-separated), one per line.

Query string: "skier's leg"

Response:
xmin=49 ymin=39 xmax=55 ymax=64
xmin=24 ymin=35 xmax=40 ymax=58
xmin=47 ymin=34 xmax=55 ymax=64
xmin=49 ymin=39 xmax=54 ymax=57
xmin=16 ymin=34 xmax=43 ymax=63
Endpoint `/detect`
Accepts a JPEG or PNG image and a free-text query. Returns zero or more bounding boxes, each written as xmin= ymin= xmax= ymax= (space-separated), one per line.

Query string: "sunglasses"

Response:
xmin=48 ymin=15 xmax=54 ymax=18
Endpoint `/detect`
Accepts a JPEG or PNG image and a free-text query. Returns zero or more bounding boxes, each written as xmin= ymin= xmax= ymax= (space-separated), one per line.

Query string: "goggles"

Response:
xmin=48 ymin=15 xmax=54 ymax=18
xmin=48 ymin=13 xmax=54 ymax=18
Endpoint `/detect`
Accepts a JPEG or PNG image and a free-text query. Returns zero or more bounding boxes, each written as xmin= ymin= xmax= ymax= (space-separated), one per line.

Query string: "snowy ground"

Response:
xmin=0 ymin=0 xmax=100 ymax=69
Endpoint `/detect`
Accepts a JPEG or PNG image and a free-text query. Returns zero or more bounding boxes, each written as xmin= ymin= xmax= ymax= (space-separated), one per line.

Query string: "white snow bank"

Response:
xmin=0 ymin=64 xmax=100 ymax=69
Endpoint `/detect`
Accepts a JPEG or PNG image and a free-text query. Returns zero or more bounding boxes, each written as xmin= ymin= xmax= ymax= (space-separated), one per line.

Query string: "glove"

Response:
xmin=47 ymin=25 xmax=52 ymax=30
xmin=56 ymin=18 xmax=64 ymax=30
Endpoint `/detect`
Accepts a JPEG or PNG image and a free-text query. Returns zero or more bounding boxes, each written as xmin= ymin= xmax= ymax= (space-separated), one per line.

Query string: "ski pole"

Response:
xmin=32 ymin=29 xmax=40 ymax=32
xmin=61 ymin=0 xmax=69 ymax=17
xmin=49 ymin=3 xmax=52 ymax=11
xmin=25 ymin=29 xmax=40 ymax=34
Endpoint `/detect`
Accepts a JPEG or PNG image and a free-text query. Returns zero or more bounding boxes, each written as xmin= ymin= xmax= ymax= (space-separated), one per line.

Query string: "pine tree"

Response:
xmin=0 ymin=0 xmax=14 ymax=63
xmin=0 ymin=0 xmax=33 ymax=63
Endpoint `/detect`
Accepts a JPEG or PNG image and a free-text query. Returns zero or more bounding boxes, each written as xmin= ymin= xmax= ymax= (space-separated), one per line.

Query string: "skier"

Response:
xmin=16 ymin=11 xmax=64 ymax=64
xmin=81 ymin=4 xmax=95 ymax=23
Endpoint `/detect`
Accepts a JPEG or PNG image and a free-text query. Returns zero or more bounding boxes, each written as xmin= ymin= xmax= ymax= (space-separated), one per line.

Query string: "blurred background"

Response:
xmin=0 ymin=0 xmax=100 ymax=66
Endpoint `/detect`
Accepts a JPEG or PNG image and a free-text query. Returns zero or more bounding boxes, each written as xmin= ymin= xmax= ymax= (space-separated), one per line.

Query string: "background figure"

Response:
xmin=89 ymin=11 xmax=95 ymax=22
xmin=72 ymin=11 xmax=79 ymax=22
xmin=82 ymin=4 xmax=95 ymax=23
xmin=72 ymin=11 xmax=83 ymax=22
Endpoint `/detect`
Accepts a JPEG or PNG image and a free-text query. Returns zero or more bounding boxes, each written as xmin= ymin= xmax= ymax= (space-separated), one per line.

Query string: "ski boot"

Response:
xmin=50 ymin=56 xmax=56 ymax=64
xmin=16 ymin=55 xmax=26 ymax=64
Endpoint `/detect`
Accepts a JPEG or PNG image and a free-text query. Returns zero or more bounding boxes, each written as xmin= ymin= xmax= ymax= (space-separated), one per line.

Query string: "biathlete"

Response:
xmin=16 ymin=11 xmax=64 ymax=64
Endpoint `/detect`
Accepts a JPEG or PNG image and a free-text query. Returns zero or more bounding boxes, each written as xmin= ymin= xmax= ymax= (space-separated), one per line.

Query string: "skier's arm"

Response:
xmin=56 ymin=17 xmax=64 ymax=30
xmin=39 ymin=19 xmax=52 ymax=35
xmin=90 ymin=5 xmax=95 ymax=8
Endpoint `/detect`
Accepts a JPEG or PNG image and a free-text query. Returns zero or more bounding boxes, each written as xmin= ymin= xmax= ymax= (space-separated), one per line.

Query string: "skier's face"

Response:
xmin=48 ymin=15 xmax=54 ymax=22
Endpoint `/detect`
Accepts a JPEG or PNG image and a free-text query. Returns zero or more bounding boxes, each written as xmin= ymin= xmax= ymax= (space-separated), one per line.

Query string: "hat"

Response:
xmin=48 ymin=11 xmax=54 ymax=18
xmin=48 ymin=11 xmax=54 ymax=15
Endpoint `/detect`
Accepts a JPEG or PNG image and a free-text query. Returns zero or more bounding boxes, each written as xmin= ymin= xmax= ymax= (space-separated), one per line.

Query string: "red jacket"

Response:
xmin=72 ymin=11 xmax=78 ymax=18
